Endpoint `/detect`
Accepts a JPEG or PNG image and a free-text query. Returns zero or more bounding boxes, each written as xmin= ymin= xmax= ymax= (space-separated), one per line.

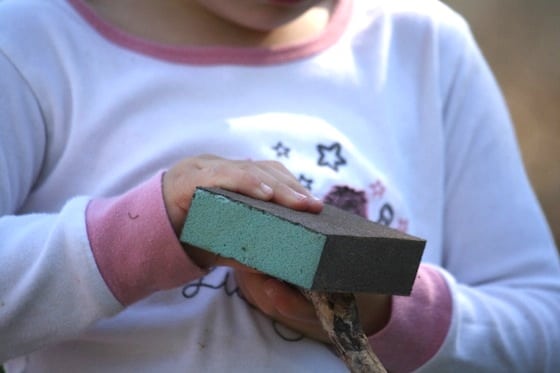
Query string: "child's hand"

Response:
xmin=162 ymin=154 xmax=323 ymax=268
xmin=234 ymin=270 xmax=391 ymax=344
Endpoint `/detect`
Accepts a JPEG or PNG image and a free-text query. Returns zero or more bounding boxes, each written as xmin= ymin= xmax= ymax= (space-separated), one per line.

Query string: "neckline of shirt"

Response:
xmin=66 ymin=0 xmax=352 ymax=66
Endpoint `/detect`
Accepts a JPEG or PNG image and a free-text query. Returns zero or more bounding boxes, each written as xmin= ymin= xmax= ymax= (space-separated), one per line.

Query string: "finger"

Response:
xmin=256 ymin=160 xmax=306 ymax=192
xmin=254 ymin=162 xmax=323 ymax=212
xmin=263 ymin=279 xmax=329 ymax=342
xmin=235 ymin=271 xmax=278 ymax=315
xmin=268 ymin=181 xmax=323 ymax=213
xmin=238 ymin=270 xmax=318 ymax=323
xmin=165 ymin=156 xmax=323 ymax=237
xmin=262 ymin=278 xmax=319 ymax=323
xmin=198 ymin=159 xmax=321 ymax=212
xmin=354 ymin=292 xmax=392 ymax=335
xmin=190 ymin=157 xmax=322 ymax=211
xmin=193 ymin=158 xmax=275 ymax=200
xmin=234 ymin=271 xmax=329 ymax=342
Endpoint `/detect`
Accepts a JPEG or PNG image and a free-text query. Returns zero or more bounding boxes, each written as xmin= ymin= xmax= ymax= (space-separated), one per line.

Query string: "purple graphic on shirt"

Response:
xmin=323 ymin=185 xmax=368 ymax=218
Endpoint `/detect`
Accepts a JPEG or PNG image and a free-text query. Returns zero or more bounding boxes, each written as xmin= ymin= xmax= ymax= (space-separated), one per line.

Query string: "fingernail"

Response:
xmin=260 ymin=182 xmax=273 ymax=196
xmin=292 ymin=190 xmax=308 ymax=201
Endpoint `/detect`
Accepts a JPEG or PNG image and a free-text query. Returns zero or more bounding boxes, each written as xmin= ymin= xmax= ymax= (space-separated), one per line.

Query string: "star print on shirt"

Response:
xmin=317 ymin=142 xmax=346 ymax=171
xmin=397 ymin=218 xmax=409 ymax=233
xmin=298 ymin=174 xmax=314 ymax=190
xmin=272 ymin=141 xmax=290 ymax=158
xmin=369 ymin=180 xmax=386 ymax=199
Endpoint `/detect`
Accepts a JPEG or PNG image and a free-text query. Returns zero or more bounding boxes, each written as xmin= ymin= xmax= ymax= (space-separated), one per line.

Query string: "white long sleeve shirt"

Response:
xmin=1 ymin=0 xmax=559 ymax=372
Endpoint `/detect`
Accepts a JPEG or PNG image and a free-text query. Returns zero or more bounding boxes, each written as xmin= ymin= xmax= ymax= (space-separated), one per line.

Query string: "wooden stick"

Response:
xmin=303 ymin=290 xmax=387 ymax=373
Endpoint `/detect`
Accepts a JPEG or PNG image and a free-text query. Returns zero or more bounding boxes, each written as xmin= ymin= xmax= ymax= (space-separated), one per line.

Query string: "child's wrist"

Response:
xmin=86 ymin=171 xmax=207 ymax=305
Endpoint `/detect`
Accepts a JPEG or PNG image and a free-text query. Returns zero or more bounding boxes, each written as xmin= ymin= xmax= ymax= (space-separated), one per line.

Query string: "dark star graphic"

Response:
xmin=317 ymin=142 xmax=346 ymax=171
xmin=298 ymin=174 xmax=314 ymax=190
xmin=272 ymin=141 xmax=290 ymax=158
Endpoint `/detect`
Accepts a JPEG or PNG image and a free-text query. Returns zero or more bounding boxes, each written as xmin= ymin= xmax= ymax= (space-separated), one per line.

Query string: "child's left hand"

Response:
xmin=234 ymin=269 xmax=391 ymax=343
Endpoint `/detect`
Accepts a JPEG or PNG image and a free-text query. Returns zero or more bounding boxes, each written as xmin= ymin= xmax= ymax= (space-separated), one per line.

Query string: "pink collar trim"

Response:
xmin=67 ymin=0 xmax=352 ymax=65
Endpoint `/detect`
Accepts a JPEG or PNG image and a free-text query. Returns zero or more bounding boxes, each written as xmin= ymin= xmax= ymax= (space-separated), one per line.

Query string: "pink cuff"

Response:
xmin=369 ymin=264 xmax=452 ymax=372
xmin=86 ymin=171 xmax=206 ymax=305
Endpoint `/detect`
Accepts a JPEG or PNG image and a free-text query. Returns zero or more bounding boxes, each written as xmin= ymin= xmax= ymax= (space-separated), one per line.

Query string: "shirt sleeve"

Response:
xmin=0 ymin=52 xmax=204 ymax=362
xmin=0 ymin=52 xmax=117 ymax=361
xmin=0 ymin=50 xmax=44 ymax=214
xmin=369 ymin=264 xmax=452 ymax=372
xmin=86 ymin=171 xmax=207 ymax=306
xmin=418 ymin=13 xmax=560 ymax=372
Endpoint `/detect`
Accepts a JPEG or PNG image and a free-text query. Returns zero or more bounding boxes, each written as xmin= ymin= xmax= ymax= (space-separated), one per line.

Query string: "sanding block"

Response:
xmin=180 ymin=187 xmax=425 ymax=295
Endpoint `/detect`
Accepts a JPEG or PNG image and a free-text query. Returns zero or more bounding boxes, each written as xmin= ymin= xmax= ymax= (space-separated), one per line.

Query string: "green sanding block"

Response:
xmin=180 ymin=187 xmax=425 ymax=295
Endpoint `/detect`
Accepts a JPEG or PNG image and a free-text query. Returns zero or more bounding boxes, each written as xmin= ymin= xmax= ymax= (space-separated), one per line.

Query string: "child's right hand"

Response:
xmin=162 ymin=154 xmax=323 ymax=268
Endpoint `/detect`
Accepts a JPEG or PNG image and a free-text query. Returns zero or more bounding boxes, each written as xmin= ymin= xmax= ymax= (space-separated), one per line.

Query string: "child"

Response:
xmin=1 ymin=0 xmax=559 ymax=371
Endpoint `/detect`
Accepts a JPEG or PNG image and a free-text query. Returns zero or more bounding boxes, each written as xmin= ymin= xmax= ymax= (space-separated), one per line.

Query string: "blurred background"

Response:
xmin=445 ymin=0 xmax=560 ymax=247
